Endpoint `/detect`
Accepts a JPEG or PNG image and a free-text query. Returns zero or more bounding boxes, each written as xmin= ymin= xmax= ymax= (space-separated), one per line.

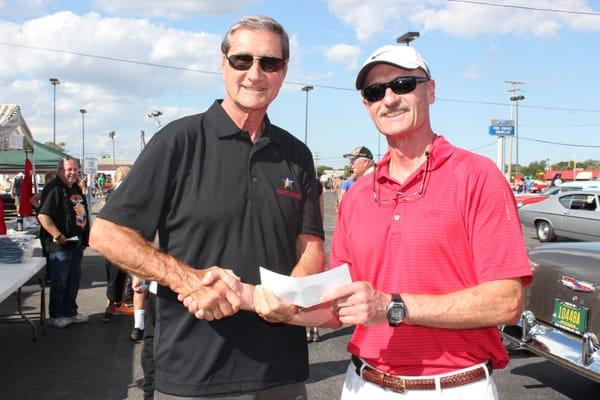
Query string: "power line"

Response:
xmin=520 ymin=136 xmax=600 ymax=148
xmin=447 ymin=0 xmax=600 ymax=16
xmin=2 ymin=41 xmax=600 ymax=113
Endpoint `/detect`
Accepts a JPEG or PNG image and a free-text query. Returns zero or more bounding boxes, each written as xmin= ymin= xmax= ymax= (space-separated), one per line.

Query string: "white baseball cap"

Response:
xmin=355 ymin=45 xmax=431 ymax=90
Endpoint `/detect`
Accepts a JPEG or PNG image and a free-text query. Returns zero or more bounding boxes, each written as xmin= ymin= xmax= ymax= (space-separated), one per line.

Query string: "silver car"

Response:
xmin=519 ymin=189 xmax=600 ymax=242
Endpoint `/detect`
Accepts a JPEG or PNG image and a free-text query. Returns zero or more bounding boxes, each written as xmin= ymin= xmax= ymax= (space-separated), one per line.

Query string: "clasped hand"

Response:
xmin=177 ymin=267 xmax=243 ymax=321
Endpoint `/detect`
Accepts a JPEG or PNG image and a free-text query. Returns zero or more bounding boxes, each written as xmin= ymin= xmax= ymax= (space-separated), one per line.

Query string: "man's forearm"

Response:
xmin=291 ymin=234 xmax=326 ymax=277
xmin=403 ymin=278 xmax=524 ymax=328
xmin=90 ymin=217 xmax=198 ymax=294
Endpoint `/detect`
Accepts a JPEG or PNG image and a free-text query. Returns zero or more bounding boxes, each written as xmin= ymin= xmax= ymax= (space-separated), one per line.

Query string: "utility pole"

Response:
xmin=505 ymin=80 xmax=525 ymax=180
xmin=49 ymin=78 xmax=60 ymax=145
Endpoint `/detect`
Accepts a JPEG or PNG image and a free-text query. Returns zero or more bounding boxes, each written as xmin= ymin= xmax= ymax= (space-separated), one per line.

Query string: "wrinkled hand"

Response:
xmin=253 ymin=285 xmax=300 ymax=323
xmin=176 ymin=267 xmax=242 ymax=321
xmin=131 ymin=275 xmax=145 ymax=293
xmin=321 ymin=281 xmax=390 ymax=327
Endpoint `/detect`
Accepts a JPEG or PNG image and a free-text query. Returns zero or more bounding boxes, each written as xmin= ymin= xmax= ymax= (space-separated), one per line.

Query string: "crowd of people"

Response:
xmin=12 ymin=14 xmax=533 ymax=400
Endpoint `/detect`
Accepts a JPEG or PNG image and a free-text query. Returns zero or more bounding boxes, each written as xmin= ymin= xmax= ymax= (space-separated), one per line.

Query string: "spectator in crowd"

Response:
xmin=38 ymin=159 xmax=90 ymax=329
xmin=31 ymin=172 xmax=57 ymax=211
xmin=10 ymin=172 xmax=23 ymax=214
xmin=90 ymin=15 xmax=328 ymax=399
xmin=322 ymin=44 xmax=532 ymax=399
xmin=338 ymin=146 xmax=375 ymax=205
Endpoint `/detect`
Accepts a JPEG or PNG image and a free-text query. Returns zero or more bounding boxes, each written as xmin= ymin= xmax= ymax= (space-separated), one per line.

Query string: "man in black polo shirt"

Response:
xmin=90 ymin=16 xmax=326 ymax=399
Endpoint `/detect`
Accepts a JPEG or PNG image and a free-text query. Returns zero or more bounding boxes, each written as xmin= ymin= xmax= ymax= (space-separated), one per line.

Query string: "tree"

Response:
xmin=316 ymin=165 xmax=332 ymax=177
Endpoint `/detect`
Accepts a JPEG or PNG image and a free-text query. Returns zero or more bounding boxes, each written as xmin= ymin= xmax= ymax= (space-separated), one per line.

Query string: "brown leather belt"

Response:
xmin=352 ymin=356 xmax=491 ymax=393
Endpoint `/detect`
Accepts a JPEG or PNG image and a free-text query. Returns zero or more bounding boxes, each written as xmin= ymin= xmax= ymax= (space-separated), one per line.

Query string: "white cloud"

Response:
xmin=92 ymin=0 xmax=262 ymax=19
xmin=0 ymin=11 xmax=224 ymax=160
xmin=328 ymin=0 xmax=600 ymax=40
xmin=324 ymin=44 xmax=361 ymax=70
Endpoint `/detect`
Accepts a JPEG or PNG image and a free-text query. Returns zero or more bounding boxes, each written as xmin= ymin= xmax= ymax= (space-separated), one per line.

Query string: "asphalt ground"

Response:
xmin=1 ymin=191 xmax=599 ymax=399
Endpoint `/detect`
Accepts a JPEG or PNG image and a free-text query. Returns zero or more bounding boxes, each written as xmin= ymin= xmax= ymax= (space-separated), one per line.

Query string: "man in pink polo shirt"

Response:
xmin=322 ymin=44 xmax=532 ymax=399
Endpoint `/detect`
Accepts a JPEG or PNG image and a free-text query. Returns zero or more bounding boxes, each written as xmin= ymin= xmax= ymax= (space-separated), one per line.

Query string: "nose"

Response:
xmin=382 ymin=87 xmax=400 ymax=105
xmin=246 ymin=60 xmax=263 ymax=80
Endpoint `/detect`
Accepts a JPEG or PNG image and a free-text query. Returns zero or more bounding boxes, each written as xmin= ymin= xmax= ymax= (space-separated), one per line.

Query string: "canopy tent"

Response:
xmin=0 ymin=140 xmax=71 ymax=172
xmin=0 ymin=104 xmax=34 ymax=152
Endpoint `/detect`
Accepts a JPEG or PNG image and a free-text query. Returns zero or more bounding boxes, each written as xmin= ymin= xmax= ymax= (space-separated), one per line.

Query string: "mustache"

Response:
xmin=378 ymin=104 xmax=410 ymax=118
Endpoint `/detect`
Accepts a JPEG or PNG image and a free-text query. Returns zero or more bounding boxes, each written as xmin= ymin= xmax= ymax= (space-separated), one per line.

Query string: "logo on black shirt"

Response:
xmin=276 ymin=177 xmax=302 ymax=199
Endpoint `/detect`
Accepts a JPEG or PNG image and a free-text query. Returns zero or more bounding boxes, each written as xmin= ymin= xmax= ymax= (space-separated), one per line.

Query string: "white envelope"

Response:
xmin=259 ymin=264 xmax=351 ymax=307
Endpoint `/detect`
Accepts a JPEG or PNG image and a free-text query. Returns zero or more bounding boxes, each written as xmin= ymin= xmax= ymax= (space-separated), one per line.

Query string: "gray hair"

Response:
xmin=221 ymin=15 xmax=289 ymax=61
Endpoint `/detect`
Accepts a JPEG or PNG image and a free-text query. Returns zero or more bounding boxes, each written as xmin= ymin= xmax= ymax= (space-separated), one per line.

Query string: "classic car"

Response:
xmin=518 ymin=189 xmax=600 ymax=242
xmin=515 ymin=181 xmax=600 ymax=209
xmin=500 ymin=242 xmax=600 ymax=382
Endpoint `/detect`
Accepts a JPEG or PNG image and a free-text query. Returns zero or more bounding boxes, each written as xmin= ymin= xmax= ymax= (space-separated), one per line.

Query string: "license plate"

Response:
xmin=552 ymin=299 xmax=588 ymax=335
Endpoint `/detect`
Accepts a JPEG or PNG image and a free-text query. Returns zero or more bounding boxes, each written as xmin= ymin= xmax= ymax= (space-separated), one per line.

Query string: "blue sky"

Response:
xmin=1 ymin=0 xmax=599 ymax=169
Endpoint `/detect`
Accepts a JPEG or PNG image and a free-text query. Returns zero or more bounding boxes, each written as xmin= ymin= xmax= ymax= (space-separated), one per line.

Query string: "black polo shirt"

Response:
xmin=99 ymin=100 xmax=324 ymax=396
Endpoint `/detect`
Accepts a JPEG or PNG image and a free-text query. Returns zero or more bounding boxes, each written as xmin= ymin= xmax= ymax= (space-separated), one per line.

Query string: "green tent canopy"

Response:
xmin=0 ymin=140 xmax=72 ymax=172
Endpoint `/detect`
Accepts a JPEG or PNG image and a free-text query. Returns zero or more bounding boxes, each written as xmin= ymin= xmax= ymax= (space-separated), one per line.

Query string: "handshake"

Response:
xmin=174 ymin=266 xmax=301 ymax=323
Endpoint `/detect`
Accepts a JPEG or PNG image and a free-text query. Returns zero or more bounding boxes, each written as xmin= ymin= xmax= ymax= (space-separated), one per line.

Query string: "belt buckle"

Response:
xmin=387 ymin=375 xmax=407 ymax=394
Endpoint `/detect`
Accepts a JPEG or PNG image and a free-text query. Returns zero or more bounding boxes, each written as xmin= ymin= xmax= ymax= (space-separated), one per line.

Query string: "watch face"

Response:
xmin=389 ymin=305 xmax=405 ymax=322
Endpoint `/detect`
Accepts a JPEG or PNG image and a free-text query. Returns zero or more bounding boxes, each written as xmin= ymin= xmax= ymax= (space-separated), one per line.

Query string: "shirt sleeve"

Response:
xmin=38 ymin=185 xmax=60 ymax=219
xmin=298 ymin=158 xmax=325 ymax=239
xmin=466 ymin=160 xmax=532 ymax=285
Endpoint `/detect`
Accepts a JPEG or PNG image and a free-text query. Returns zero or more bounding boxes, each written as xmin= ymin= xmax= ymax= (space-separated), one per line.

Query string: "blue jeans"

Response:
xmin=47 ymin=246 xmax=84 ymax=318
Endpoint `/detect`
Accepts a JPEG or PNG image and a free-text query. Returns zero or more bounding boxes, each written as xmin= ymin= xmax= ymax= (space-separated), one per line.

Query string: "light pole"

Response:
xmin=396 ymin=31 xmax=420 ymax=46
xmin=301 ymin=86 xmax=313 ymax=144
xmin=148 ymin=110 xmax=163 ymax=129
xmin=108 ymin=130 xmax=116 ymax=168
xmin=49 ymin=78 xmax=60 ymax=145
xmin=510 ymin=95 xmax=525 ymax=171
xmin=79 ymin=109 xmax=87 ymax=166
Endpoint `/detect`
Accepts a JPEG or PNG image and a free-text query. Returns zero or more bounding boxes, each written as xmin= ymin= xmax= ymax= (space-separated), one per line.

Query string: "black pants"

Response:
xmin=105 ymin=260 xmax=127 ymax=303
xmin=142 ymin=292 xmax=156 ymax=400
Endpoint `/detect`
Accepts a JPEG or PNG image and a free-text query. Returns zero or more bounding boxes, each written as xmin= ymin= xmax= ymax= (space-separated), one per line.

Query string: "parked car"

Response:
xmin=515 ymin=181 xmax=600 ymax=209
xmin=519 ymin=189 xmax=600 ymax=242
xmin=500 ymin=242 xmax=600 ymax=382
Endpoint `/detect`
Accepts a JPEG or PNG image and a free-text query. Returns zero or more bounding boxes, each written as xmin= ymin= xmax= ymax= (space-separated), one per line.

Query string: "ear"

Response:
xmin=220 ymin=53 xmax=227 ymax=75
xmin=427 ymin=79 xmax=436 ymax=105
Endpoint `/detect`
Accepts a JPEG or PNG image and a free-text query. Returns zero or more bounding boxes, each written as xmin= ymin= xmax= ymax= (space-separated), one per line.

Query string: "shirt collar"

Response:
xmin=205 ymin=100 xmax=282 ymax=145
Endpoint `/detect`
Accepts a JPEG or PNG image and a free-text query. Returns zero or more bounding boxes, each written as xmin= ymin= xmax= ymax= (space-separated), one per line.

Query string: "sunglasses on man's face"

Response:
xmin=362 ymin=76 xmax=429 ymax=102
xmin=226 ymin=54 xmax=287 ymax=73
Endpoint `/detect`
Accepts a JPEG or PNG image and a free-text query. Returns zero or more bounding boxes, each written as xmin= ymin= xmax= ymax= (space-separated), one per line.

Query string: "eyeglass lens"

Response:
xmin=362 ymin=76 xmax=429 ymax=102
xmin=227 ymin=54 xmax=286 ymax=73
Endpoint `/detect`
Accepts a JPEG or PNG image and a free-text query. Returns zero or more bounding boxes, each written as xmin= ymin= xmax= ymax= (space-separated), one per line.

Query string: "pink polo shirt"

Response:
xmin=331 ymin=135 xmax=532 ymax=376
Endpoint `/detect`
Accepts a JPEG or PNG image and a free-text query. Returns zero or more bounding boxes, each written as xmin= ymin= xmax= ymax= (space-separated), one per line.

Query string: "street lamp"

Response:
xmin=49 ymin=78 xmax=60 ymax=145
xmin=510 ymin=95 xmax=525 ymax=170
xmin=396 ymin=32 xmax=420 ymax=46
xmin=301 ymin=86 xmax=313 ymax=144
xmin=108 ymin=130 xmax=116 ymax=168
xmin=148 ymin=110 xmax=163 ymax=129
xmin=79 ymin=109 xmax=87 ymax=167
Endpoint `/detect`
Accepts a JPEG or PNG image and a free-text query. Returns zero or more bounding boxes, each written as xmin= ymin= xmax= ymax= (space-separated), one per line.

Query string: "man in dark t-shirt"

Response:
xmin=38 ymin=159 xmax=90 ymax=329
xmin=90 ymin=16 xmax=333 ymax=399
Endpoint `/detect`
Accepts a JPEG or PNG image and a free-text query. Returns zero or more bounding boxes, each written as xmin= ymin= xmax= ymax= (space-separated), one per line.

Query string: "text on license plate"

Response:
xmin=552 ymin=299 xmax=588 ymax=335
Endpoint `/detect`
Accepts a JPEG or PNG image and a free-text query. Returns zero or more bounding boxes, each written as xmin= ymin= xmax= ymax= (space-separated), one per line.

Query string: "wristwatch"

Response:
xmin=386 ymin=293 xmax=407 ymax=327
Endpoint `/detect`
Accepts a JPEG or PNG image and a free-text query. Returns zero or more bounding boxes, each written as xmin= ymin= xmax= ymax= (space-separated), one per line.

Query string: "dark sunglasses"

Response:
xmin=226 ymin=54 xmax=287 ymax=73
xmin=362 ymin=76 xmax=429 ymax=102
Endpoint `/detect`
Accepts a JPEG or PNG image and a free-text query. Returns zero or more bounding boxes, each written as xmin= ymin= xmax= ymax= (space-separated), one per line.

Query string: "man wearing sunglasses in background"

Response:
xmin=90 ymin=16 xmax=325 ymax=399
xmin=322 ymin=45 xmax=532 ymax=399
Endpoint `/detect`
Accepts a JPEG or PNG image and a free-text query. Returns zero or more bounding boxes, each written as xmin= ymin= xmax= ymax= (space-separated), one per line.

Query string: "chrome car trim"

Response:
xmin=561 ymin=275 xmax=597 ymax=293
xmin=501 ymin=311 xmax=600 ymax=383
